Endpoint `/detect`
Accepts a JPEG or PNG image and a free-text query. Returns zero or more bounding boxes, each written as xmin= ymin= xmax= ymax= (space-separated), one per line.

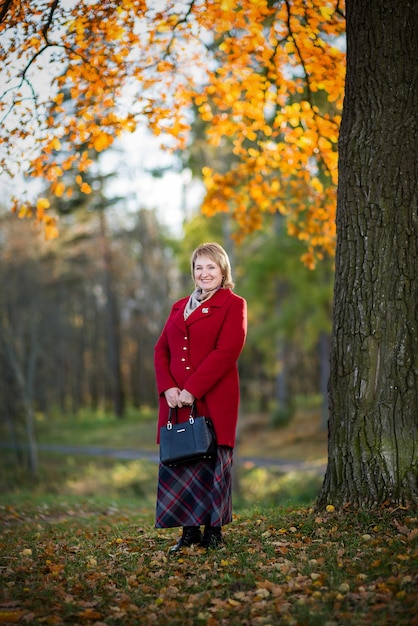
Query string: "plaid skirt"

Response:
xmin=155 ymin=446 xmax=233 ymax=528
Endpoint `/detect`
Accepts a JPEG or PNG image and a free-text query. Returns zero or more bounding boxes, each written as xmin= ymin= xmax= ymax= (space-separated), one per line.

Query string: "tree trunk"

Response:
xmin=1 ymin=320 xmax=38 ymax=477
xmin=318 ymin=0 xmax=418 ymax=508
xmin=99 ymin=211 xmax=125 ymax=418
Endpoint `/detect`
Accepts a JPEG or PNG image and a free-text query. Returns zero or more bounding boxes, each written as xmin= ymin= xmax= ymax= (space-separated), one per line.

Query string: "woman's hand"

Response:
xmin=178 ymin=389 xmax=195 ymax=407
xmin=164 ymin=387 xmax=181 ymax=408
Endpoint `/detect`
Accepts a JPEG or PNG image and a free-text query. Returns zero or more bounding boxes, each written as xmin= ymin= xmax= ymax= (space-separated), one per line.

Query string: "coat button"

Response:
xmin=185 ymin=366 xmax=191 ymax=370
xmin=182 ymin=346 xmax=187 ymax=350
xmin=184 ymin=336 xmax=188 ymax=340
xmin=181 ymin=358 xmax=185 ymax=362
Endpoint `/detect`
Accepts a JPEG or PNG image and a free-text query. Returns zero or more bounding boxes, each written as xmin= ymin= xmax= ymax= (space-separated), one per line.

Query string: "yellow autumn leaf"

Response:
xmin=320 ymin=6 xmax=334 ymax=20
xmin=29 ymin=36 xmax=41 ymax=49
xmin=45 ymin=223 xmax=59 ymax=240
xmin=51 ymin=137 xmax=61 ymax=151
xmin=53 ymin=182 xmax=65 ymax=197
xmin=93 ymin=132 xmax=113 ymax=152
xmin=0 ymin=610 xmax=26 ymax=623
xmin=18 ymin=205 xmax=33 ymax=219
xmin=221 ymin=0 xmax=235 ymax=10
xmin=77 ymin=609 xmax=103 ymax=620
xmin=80 ymin=182 xmax=92 ymax=194
xmin=245 ymin=129 xmax=257 ymax=141
xmin=156 ymin=22 xmax=171 ymax=33
xmin=311 ymin=177 xmax=324 ymax=194
xmin=301 ymin=251 xmax=316 ymax=269
xmin=36 ymin=198 xmax=50 ymax=211
xmin=20 ymin=548 xmax=32 ymax=556
xmin=255 ymin=588 xmax=270 ymax=599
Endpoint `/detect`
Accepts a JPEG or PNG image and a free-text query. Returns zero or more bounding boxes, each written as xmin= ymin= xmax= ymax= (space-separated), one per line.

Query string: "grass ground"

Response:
xmin=16 ymin=401 xmax=328 ymax=462
xmin=2 ymin=406 xmax=417 ymax=625
xmin=1 ymin=402 xmax=328 ymax=509
xmin=1 ymin=501 xmax=417 ymax=625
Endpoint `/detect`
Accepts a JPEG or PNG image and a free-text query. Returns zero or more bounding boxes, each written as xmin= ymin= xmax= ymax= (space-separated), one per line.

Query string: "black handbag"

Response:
xmin=159 ymin=403 xmax=217 ymax=466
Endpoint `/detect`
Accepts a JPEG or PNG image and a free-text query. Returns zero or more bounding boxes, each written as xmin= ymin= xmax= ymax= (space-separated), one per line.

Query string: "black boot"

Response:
xmin=169 ymin=526 xmax=202 ymax=553
xmin=200 ymin=526 xmax=224 ymax=549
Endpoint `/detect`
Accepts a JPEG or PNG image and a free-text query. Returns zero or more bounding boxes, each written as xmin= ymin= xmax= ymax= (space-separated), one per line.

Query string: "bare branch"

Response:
xmin=335 ymin=0 xmax=346 ymax=19
xmin=42 ymin=0 xmax=59 ymax=42
xmin=0 ymin=0 xmax=13 ymax=25
xmin=163 ymin=0 xmax=196 ymax=59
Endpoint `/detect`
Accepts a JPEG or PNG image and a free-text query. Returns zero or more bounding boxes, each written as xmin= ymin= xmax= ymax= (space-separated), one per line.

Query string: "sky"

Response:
xmin=103 ymin=127 xmax=205 ymax=236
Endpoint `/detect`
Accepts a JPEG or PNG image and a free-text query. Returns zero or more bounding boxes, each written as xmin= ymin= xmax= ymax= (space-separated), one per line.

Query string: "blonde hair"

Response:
xmin=191 ymin=242 xmax=235 ymax=289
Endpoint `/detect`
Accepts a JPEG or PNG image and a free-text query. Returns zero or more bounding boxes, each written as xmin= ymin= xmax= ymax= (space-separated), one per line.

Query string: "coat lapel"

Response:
xmin=185 ymin=289 xmax=231 ymax=326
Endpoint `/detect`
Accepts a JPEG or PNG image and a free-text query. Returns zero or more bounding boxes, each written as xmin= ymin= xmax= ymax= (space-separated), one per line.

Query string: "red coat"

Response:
xmin=154 ymin=288 xmax=247 ymax=448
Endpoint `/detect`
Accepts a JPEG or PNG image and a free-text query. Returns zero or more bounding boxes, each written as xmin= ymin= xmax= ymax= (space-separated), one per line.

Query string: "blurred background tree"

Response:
xmin=0 ymin=0 xmax=341 ymax=476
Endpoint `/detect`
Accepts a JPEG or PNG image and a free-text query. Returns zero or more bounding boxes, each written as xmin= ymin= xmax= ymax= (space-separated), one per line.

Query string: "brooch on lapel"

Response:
xmin=202 ymin=307 xmax=210 ymax=314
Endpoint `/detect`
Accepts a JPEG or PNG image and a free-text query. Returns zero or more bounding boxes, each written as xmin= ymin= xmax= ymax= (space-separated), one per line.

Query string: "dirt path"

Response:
xmin=1 ymin=443 xmax=326 ymax=475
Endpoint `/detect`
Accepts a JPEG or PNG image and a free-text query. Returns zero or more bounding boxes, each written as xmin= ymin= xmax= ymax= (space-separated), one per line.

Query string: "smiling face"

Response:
xmin=193 ymin=254 xmax=223 ymax=294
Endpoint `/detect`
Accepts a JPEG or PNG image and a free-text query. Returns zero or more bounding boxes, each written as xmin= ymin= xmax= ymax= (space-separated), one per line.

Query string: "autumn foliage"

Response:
xmin=0 ymin=0 xmax=345 ymax=264
xmin=1 ymin=502 xmax=418 ymax=625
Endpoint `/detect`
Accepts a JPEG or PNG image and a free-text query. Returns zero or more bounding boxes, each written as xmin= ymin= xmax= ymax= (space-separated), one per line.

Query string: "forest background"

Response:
xmin=0 ymin=0 xmax=339 ymax=487
xmin=2 ymin=0 xmax=416 ymax=507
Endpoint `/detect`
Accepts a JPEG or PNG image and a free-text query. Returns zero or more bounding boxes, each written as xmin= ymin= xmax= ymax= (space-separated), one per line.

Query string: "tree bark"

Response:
xmin=319 ymin=332 xmax=330 ymax=431
xmin=318 ymin=0 xmax=418 ymax=507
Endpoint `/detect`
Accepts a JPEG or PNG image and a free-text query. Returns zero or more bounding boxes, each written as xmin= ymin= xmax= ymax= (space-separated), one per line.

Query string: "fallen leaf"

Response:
xmin=0 ymin=611 xmax=26 ymax=623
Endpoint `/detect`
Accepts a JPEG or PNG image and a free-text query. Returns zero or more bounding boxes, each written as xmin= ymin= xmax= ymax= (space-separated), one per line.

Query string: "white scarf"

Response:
xmin=183 ymin=287 xmax=220 ymax=320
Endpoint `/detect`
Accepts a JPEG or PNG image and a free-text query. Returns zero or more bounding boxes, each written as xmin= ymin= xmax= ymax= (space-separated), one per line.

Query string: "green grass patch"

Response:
xmin=0 ymin=449 xmax=322 ymax=513
xmin=1 ymin=501 xmax=417 ymax=625
xmin=32 ymin=405 xmax=158 ymax=449
xmin=1 ymin=405 xmax=157 ymax=451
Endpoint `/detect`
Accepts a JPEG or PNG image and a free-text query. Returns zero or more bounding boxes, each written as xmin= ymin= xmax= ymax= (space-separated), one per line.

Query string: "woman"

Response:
xmin=154 ymin=242 xmax=247 ymax=551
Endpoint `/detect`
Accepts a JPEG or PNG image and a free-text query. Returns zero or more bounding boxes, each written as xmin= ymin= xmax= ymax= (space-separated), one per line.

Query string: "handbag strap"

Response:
xmin=168 ymin=403 xmax=197 ymax=425
xmin=168 ymin=407 xmax=178 ymax=425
